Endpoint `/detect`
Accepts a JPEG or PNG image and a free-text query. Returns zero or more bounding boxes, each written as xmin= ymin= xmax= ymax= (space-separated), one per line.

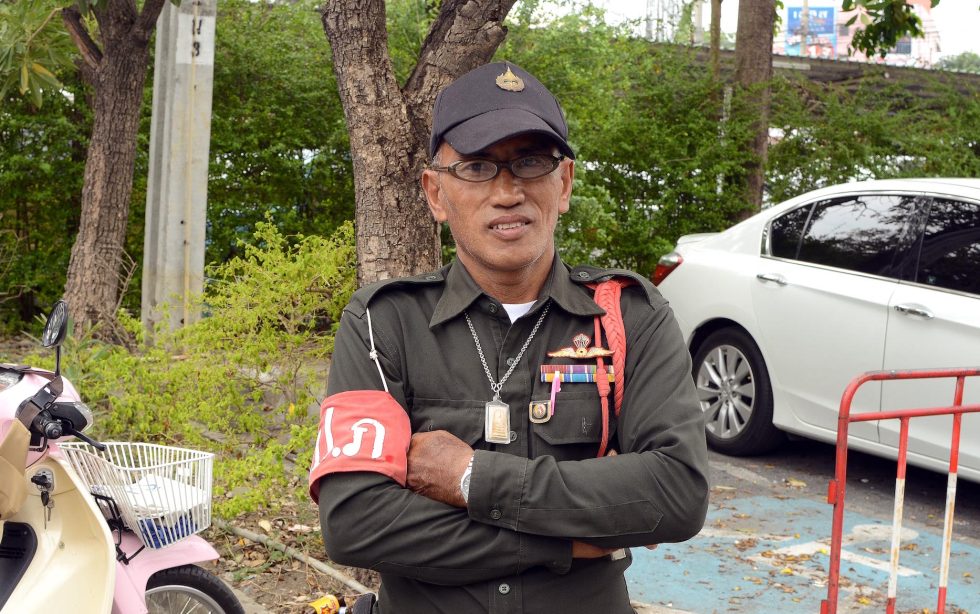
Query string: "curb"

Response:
xmin=231 ymin=587 xmax=270 ymax=614
xmin=633 ymin=601 xmax=693 ymax=613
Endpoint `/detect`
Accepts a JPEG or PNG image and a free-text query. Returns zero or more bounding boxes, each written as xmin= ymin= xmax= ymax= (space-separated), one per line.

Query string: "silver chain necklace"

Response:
xmin=465 ymin=301 xmax=551 ymax=444
xmin=464 ymin=301 xmax=551 ymax=401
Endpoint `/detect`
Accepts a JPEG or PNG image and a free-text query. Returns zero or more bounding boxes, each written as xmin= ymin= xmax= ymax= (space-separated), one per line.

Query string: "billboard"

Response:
xmin=786 ymin=6 xmax=837 ymax=59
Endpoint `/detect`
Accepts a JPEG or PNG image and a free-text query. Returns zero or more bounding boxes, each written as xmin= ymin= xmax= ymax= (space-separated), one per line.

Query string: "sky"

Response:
xmin=593 ymin=0 xmax=979 ymax=58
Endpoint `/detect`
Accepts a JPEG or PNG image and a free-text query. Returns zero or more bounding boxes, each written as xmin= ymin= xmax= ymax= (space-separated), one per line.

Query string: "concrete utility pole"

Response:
xmin=693 ymin=0 xmax=705 ymax=45
xmin=142 ymin=0 xmax=217 ymax=333
xmin=645 ymin=0 xmax=655 ymax=40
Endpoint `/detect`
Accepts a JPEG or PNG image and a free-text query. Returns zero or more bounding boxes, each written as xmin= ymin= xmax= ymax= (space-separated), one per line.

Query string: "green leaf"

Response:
xmin=32 ymin=64 xmax=61 ymax=90
xmin=75 ymin=0 xmax=106 ymax=13
xmin=29 ymin=74 xmax=42 ymax=107
xmin=19 ymin=62 xmax=29 ymax=93
xmin=31 ymin=61 xmax=55 ymax=79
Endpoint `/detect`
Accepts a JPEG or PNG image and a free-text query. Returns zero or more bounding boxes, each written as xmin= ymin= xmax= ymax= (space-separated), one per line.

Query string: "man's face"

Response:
xmin=421 ymin=134 xmax=574 ymax=280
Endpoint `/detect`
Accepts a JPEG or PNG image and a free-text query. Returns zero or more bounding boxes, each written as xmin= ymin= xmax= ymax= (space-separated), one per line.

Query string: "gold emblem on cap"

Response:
xmin=495 ymin=67 xmax=525 ymax=92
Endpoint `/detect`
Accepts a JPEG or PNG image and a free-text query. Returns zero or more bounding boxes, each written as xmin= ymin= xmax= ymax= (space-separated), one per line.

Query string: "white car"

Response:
xmin=655 ymin=178 xmax=980 ymax=481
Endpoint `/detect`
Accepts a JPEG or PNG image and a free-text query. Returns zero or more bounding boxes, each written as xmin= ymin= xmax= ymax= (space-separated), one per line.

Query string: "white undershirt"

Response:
xmin=502 ymin=301 xmax=536 ymax=323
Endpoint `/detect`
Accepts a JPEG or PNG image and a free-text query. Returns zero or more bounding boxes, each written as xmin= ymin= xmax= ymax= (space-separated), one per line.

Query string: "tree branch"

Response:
xmin=25 ymin=8 xmax=61 ymax=48
xmin=320 ymin=1 xmax=408 ymax=155
xmin=61 ymin=7 xmax=103 ymax=71
xmin=402 ymin=0 xmax=519 ymax=148
xmin=135 ymin=0 xmax=169 ymax=41
xmin=121 ymin=0 xmax=139 ymax=21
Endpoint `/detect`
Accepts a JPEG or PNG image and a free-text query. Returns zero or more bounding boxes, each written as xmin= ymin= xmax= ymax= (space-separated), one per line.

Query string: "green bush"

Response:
xmin=768 ymin=71 xmax=980 ymax=204
xmin=26 ymin=221 xmax=356 ymax=517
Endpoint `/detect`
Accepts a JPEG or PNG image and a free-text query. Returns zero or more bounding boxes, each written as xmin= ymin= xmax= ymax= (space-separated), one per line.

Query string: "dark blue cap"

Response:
xmin=429 ymin=62 xmax=575 ymax=160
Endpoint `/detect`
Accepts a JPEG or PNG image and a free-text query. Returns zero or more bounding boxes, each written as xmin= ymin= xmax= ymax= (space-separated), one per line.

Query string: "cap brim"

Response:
xmin=442 ymin=108 xmax=575 ymax=160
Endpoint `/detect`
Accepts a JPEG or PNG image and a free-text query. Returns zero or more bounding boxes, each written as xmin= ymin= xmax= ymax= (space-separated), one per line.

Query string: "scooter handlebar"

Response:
xmin=64 ymin=426 xmax=107 ymax=451
xmin=33 ymin=412 xmax=63 ymax=440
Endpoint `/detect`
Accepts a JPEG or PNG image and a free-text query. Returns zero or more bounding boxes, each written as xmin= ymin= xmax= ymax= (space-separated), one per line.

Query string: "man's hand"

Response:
xmin=571 ymin=541 xmax=618 ymax=559
xmin=407 ymin=430 xmax=473 ymax=508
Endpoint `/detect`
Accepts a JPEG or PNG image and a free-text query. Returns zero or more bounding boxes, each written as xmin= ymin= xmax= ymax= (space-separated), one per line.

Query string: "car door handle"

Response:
xmin=756 ymin=273 xmax=787 ymax=286
xmin=894 ymin=303 xmax=934 ymax=319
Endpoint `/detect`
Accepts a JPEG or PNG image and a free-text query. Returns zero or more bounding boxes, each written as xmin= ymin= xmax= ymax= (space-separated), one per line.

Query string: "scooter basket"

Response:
xmin=59 ymin=442 xmax=213 ymax=549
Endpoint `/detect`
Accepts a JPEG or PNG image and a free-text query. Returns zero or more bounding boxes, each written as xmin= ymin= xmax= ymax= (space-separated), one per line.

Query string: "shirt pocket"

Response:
xmin=410 ymin=398 xmax=485 ymax=446
xmin=532 ymin=391 xmax=616 ymax=460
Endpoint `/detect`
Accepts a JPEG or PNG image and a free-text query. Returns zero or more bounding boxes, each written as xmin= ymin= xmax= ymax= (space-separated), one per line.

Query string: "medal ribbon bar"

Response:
xmin=540 ymin=364 xmax=615 ymax=383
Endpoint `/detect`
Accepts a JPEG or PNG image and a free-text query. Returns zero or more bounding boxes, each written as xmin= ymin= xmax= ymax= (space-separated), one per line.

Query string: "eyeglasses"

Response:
xmin=430 ymin=154 xmax=565 ymax=183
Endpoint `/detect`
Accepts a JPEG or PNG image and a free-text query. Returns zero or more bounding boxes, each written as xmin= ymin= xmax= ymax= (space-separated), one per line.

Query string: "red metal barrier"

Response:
xmin=821 ymin=367 xmax=980 ymax=614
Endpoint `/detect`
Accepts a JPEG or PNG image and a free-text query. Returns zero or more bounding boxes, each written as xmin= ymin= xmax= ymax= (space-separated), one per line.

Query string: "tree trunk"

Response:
xmin=710 ymin=0 xmax=723 ymax=80
xmin=321 ymin=0 xmax=517 ymax=286
xmin=61 ymin=0 xmax=167 ymax=331
xmin=63 ymin=45 xmax=148 ymax=329
xmin=733 ymin=0 xmax=775 ymax=217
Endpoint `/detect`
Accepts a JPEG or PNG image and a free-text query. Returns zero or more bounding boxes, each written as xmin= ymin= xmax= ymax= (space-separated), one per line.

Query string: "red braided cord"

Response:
xmin=592 ymin=280 xmax=633 ymax=417
xmin=594 ymin=315 xmax=610 ymax=457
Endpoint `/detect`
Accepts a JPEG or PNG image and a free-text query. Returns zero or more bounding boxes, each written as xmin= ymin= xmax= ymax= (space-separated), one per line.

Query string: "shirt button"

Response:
xmin=506 ymin=357 xmax=515 ymax=366
xmin=490 ymin=508 xmax=502 ymax=520
xmin=425 ymin=275 xmax=439 ymax=281
xmin=488 ymin=303 xmax=499 ymax=314
xmin=509 ymin=430 xmax=517 ymax=442
xmin=577 ymin=271 xmax=590 ymax=279
xmin=498 ymin=583 xmax=511 ymax=595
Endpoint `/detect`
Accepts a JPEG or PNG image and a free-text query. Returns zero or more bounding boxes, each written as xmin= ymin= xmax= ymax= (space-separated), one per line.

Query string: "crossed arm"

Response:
xmin=317 ymin=303 xmax=708 ymax=584
xmin=405 ymin=428 xmax=619 ymax=559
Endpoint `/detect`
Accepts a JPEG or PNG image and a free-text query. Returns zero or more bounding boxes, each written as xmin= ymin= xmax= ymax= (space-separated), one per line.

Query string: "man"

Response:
xmin=310 ymin=62 xmax=708 ymax=614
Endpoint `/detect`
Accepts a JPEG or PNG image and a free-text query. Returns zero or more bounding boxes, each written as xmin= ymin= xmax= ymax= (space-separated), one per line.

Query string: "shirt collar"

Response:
xmin=429 ymin=253 xmax=604 ymax=328
xmin=429 ymin=261 xmax=485 ymax=328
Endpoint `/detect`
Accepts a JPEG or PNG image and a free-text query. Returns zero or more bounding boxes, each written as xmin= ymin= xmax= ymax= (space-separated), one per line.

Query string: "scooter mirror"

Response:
xmin=41 ymin=300 xmax=69 ymax=349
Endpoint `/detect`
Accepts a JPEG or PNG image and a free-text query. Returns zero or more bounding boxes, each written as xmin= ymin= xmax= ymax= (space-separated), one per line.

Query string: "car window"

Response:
xmin=769 ymin=204 xmax=812 ymax=258
xmin=797 ymin=195 xmax=917 ymax=277
xmin=915 ymin=198 xmax=980 ymax=295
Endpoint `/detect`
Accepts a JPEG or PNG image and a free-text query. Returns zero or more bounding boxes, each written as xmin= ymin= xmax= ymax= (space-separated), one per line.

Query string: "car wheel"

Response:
xmin=692 ymin=327 xmax=784 ymax=455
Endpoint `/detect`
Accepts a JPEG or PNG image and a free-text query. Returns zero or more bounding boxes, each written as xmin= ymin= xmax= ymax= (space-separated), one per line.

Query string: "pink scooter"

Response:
xmin=0 ymin=301 xmax=244 ymax=613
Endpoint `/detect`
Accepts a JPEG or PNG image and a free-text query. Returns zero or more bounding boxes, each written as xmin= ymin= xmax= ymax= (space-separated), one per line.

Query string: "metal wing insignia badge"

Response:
xmin=547 ymin=333 xmax=614 ymax=359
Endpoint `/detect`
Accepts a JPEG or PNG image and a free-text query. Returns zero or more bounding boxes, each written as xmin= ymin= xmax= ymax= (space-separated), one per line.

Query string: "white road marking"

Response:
xmin=710 ymin=461 xmax=773 ymax=487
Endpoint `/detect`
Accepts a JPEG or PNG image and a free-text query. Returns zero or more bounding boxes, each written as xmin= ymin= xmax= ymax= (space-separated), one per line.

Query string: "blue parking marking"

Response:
xmin=626 ymin=495 xmax=980 ymax=612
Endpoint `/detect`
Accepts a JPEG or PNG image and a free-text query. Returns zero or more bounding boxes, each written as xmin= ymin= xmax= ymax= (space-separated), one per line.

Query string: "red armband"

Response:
xmin=308 ymin=390 xmax=411 ymax=503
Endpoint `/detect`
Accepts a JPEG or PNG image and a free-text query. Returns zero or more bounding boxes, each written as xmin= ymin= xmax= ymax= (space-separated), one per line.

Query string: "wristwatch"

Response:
xmin=460 ymin=455 xmax=474 ymax=504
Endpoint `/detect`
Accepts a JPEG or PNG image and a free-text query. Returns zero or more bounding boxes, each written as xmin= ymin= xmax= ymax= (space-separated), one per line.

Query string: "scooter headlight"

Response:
xmin=0 ymin=369 xmax=22 ymax=392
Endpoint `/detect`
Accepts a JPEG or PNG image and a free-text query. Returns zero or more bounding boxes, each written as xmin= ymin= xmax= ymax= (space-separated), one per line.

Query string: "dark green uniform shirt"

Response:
xmin=318 ymin=256 xmax=708 ymax=614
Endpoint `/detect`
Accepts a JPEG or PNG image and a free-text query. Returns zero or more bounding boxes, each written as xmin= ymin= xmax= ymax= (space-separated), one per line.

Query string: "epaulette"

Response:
xmin=568 ymin=265 xmax=664 ymax=309
xmin=346 ymin=268 xmax=447 ymax=317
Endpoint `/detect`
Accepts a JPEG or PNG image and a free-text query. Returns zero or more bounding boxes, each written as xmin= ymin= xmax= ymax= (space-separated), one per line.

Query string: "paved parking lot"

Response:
xmin=627 ymin=446 xmax=980 ymax=613
xmin=232 ymin=440 xmax=979 ymax=614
